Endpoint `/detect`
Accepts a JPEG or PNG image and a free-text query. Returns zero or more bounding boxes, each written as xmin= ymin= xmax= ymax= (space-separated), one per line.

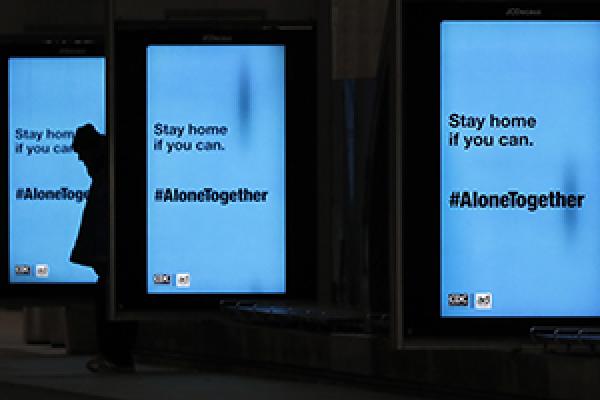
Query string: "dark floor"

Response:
xmin=0 ymin=309 xmax=433 ymax=400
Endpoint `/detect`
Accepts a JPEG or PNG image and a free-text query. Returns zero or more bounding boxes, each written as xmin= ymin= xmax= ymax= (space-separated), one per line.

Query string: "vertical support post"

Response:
xmin=393 ymin=0 xmax=403 ymax=348
xmin=317 ymin=0 xmax=334 ymax=305
xmin=106 ymin=0 xmax=117 ymax=320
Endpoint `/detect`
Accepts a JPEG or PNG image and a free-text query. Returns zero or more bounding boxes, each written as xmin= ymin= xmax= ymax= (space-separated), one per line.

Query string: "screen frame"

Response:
xmin=400 ymin=0 xmax=600 ymax=338
xmin=0 ymin=36 xmax=104 ymax=302
xmin=112 ymin=22 xmax=318 ymax=314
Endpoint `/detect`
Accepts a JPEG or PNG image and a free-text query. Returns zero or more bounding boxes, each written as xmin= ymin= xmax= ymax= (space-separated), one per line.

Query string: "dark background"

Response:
xmin=2 ymin=1 xmax=600 ymax=400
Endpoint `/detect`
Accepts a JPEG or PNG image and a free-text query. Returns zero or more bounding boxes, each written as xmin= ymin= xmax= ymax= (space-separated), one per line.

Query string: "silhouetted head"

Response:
xmin=72 ymin=124 xmax=106 ymax=179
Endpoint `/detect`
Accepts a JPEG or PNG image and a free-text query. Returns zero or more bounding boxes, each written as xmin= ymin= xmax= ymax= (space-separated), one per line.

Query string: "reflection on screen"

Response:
xmin=9 ymin=57 xmax=104 ymax=284
xmin=441 ymin=21 xmax=600 ymax=317
xmin=146 ymin=45 xmax=285 ymax=294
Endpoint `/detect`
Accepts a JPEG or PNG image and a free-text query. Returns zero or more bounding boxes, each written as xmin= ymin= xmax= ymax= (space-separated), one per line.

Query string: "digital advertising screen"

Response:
xmin=146 ymin=45 xmax=286 ymax=294
xmin=8 ymin=57 xmax=105 ymax=285
xmin=440 ymin=21 xmax=600 ymax=317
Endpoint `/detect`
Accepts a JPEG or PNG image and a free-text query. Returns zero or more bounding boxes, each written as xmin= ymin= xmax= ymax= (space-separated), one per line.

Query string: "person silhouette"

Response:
xmin=71 ymin=123 xmax=136 ymax=373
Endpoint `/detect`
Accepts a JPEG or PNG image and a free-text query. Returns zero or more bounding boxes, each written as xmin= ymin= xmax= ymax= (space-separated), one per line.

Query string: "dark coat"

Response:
xmin=70 ymin=168 xmax=109 ymax=275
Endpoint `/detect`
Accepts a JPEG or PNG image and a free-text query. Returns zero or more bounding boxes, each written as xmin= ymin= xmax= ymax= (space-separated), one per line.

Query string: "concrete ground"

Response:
xmin=0 ymin=309 xmax=445 ymax=400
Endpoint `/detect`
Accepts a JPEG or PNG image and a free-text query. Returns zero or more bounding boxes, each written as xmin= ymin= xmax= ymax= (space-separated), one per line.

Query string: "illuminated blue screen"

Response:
xmin=146 ymin=45 xmax=286 ymax=294
xmin=9 ymin=57 xmax=104 ymax=284
xmin=441 ymin=21 xmax=600 ymax=317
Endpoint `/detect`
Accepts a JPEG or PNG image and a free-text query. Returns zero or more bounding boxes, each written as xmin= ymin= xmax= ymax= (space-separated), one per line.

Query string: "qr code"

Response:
xmin=448 ymin=293 xmax=469 ymax=306
xmin=176 ymin=273 xmax=190 ymax=288
xmin=475 ymin=292 xmax=492 ymax=309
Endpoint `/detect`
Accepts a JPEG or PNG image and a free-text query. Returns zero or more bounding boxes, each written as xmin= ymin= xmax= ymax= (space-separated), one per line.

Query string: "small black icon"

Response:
xmin=153 ymin=274 xmax=171 ymax=285
xmin=448 ymin=293 xmax=469 ymax=306
xmin=15 ymin=265 xmax=31 ymax=276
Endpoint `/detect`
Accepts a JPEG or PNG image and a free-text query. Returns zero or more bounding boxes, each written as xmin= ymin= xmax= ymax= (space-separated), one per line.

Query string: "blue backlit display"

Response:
xmin=441 ymin=21 xmax=600 ymax=317
xmin=9 ymin=57 xmax=105 ymax=284
xmin=146 ymin=45 xmax=286 ymax=294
